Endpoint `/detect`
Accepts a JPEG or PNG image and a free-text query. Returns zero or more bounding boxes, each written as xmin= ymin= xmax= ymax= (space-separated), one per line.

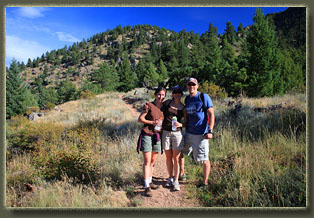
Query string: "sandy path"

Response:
xmin=121 ymin=94 xmax=201 ymax=208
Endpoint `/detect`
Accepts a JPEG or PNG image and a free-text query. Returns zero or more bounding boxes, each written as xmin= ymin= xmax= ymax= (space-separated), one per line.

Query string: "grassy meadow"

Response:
xmin=5 ymin=89 xmax=306 ymax=208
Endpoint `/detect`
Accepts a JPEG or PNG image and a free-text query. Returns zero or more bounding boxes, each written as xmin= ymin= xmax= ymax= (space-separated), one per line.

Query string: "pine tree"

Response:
xmin=223 ymin=21 xmax=237 ymax=45
xmin=237 ymin=23 xmax=245 ymax=39
xmin=177 ymin=40 xmax=190 ymax=67
xmin=144 ymin=62 xmax=159 ymax=88
xmin=57 ymin=78 xmax=78 ymax=104
xmin=135 ymin=59 xmax=146 ymax=87
xmin=6 ymin=59 xmax=37 ymax=118
xmin=246 ymin=8 xmax=283 ymax=97
xmin=91 ymin=62 xmax=119 ymax=91
xmin=118 ymin=54 xmax=138 ymax=91
xmin=220 ymin=38 xmax=241 ymax=96
xmin=202 ymin=23 xmax=222 ymax=84
xmin=158 ymin=59 xmax=168 ymax=86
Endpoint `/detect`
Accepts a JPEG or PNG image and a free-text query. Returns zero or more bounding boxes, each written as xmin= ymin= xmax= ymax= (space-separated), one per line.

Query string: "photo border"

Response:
xmin=0 ymin=0 xmax=312 ymax=217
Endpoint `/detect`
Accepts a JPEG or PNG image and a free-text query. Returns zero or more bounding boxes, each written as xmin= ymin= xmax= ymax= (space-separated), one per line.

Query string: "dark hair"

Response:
xmin=154 ymin=87 xmax=167 ymax=95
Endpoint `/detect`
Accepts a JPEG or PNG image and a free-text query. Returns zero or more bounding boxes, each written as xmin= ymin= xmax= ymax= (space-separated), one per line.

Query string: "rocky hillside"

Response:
xmin=18 ymin=7 xmax=305 ymax=91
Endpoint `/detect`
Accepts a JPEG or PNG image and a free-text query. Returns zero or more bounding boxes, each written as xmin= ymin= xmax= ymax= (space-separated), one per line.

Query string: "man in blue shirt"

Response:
xmin=183 ymin=78 xmax=215 ymax=187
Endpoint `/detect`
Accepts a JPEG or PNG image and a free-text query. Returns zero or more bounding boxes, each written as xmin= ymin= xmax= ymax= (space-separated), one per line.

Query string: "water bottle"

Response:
xmin=154 ymin=117 xmax=163 ymax=131
xmin=172 ymin=116 xmax=177 ymax=131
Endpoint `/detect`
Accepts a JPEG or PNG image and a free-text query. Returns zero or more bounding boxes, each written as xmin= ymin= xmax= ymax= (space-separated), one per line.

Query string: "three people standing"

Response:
xmin=137 ymin=77 xmax=215 ymax=196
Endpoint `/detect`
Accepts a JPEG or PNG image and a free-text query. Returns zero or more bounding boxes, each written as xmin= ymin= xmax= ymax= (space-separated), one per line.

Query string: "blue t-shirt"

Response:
xmin=185 ymin=92 xmax=213 ymax=135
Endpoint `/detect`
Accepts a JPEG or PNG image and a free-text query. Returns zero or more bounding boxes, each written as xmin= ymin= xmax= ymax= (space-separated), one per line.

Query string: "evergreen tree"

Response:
xmin=177 ymin=40 xmax=190 ymax=67
xmin=39 ymin=87 xmax=59 ymax=108
xmin=220 ymin=38 xmax=241 ymax=96
xmin=91 ymin=62 xmax=120 ymax=91
xmin=57 ymin=78 xmax=78 ymax=104
xmin=237 ymin=23 xmax=245 ymax=39
xmin=202 ymin=23 xmax=222 ymax=84
xmin=6 ymin=59 xmax=37 ymax=118
xmin=135 ymin=59 xmax=146 ymax=87
xmin=158 ymin=59 xmax=168 ymax=85
xmin=246 ymin=8 xmax=283 ymax=97
xmin=118 ymin=54 xmax=138 ymax=91
xmin=144 ymin=62 xmax=159 ymax=88
xmin=27 ymin=58 xmax=32 ymax=67
xmin=190 ymin=39 xmax=206 ymax=78
xmin=280 ymin=48 xmax=304 ymax=92
xmin=223 ymin=21 xmax=237 ymax=45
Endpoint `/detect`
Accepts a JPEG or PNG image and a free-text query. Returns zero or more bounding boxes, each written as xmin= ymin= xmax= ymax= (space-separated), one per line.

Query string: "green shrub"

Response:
xmin=80 ymin=90 xmax=96 ymax=99
xmin=33 ymin=143 xmax=101 ymax=184
xmin=199 ymin=81 xmax=228 ymax=99
xmin=45 ymin=102 xmax=55 ymax=110
xmin=25 ymin=106 xmax=40 ymax=115
xmin=7 ymin=122 xmax=65 ymax=155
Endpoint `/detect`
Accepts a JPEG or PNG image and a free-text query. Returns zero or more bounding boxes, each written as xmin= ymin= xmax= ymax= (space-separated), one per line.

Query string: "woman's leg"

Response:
xmin=142 ymin=151 xmax=152 ymax=188
xmin=150 ymin=151 xmax=159 ymax=178
xmin=179 ymin=153 xmax=185 ymax=176
xmin=164 ymin=149 xmax=173 ymax=178
xmin=172 ymin=149 xmax=181 ymax=182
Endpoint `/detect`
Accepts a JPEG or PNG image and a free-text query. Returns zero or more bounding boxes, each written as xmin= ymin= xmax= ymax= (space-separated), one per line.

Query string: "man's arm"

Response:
xmin=204 ymin=107 xmax=215 ymax=139
xmin=208 ymin=107 xmax=215 ymax=131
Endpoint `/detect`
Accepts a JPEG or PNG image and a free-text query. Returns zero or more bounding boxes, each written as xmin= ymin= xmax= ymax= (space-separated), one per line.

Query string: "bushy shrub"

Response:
xmin=7 ymin=122 xmax=65 ymax=155
xmin=80 ymin=90 xmax=96 ymax=99
xmin=33 ymin=143 xmax=101 ymax=184
xmin=25 ymin=106 xmax=40 ymax=115
xmin=45 ymin=102 xmax=55 ymax=110
xmin=199 ymin=81 xmax=228 ymax=99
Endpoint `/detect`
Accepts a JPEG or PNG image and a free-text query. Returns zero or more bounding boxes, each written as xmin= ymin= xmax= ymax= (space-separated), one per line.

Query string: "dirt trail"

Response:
xmin=121 ymin=94 xmax=201 ymax=208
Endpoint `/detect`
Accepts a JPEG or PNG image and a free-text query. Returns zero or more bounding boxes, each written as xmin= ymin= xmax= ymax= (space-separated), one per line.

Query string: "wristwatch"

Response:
xmin=208 ymin=129 xmax=213 ymax=134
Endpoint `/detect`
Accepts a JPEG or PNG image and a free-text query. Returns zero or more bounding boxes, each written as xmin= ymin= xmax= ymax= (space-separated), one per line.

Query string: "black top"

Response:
xmin=161 ymin=99 xmax=184 ymax=132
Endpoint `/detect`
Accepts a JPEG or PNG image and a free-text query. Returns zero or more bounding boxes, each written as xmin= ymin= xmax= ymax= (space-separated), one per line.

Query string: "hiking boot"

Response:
xmin=173 ymin=181 xmax=180 ymax=191
xmin=165 ymin=177 xmax=174 ymax=187
xmin=179 ymin=173 xmax=187 ymax=181
xmin=144 ymin=187 xmax=152 ymax=197
xmin=150 ymin=183 xmax=160 ymax=190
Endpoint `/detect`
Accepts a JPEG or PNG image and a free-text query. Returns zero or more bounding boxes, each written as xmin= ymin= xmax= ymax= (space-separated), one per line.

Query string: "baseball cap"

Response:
xmin=172 ymin=85 xmax=183 ymax=93
xmin=187 ymin=77 xmax=198 ymax=85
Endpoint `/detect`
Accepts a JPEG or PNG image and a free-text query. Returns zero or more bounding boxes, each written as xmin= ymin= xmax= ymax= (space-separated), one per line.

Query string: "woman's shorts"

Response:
xmin=162 ymin=130 xmax=184 ymax=151
xmin=140 ymin=135 xmax=162 ymax=153
xmin=184 ymin=133 xmax=209 ymax=161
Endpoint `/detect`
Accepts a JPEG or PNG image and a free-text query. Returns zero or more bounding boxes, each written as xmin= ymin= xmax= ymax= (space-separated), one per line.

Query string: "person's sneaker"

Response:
xmin=150 ymin=183 xmax=160 ymax=190
xmin=144 ymin=187 xmax=152 ymax=197
xmin=179 ymin=173 xmax=187 ymax=181
xmin=173 ymin=181 xmax=180 ymax=191
xmin=165 ymin=177 xmax=174 ymax=187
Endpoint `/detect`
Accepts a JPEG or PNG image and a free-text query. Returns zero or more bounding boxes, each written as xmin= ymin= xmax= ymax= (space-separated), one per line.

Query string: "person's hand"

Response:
xmin=204 ymin=133 xmax=213 ymax=139
xmin=155 ymin=119 xmax=163 ymax=126
xmin=174 ymin=122 xmax=183 ymax=128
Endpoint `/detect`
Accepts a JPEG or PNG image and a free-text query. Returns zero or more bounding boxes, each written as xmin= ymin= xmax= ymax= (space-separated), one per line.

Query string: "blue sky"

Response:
xmin=6 ymin=6 xmax=288 ymax=66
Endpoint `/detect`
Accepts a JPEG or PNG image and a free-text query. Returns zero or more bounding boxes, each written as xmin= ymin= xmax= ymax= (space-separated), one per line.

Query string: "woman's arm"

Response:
xmin=138 ymin=111 xmax=155 ymax=125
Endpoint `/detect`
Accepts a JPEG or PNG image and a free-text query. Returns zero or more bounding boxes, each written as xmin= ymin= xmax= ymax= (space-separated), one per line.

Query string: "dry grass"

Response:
xmin=241 ymin=93 xmax=306 ymax=112
xmin=39 ymin=92 xmax=135 ymax=126
xmin=6 ymin=91 xmax=143 ymax=208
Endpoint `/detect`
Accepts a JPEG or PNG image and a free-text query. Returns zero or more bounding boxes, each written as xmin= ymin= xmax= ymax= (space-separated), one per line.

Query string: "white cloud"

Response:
xmin=6 ymin=35 xmax=50 ymax=64
xmin=16 ymin=7 xmax=49 ymax=19
xmin=55 ymin=32 xmax=79 ymax=43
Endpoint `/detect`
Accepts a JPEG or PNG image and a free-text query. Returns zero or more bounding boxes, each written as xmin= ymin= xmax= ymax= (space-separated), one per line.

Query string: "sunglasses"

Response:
xmin=188 ymin=83 xmax=196 ymax=86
